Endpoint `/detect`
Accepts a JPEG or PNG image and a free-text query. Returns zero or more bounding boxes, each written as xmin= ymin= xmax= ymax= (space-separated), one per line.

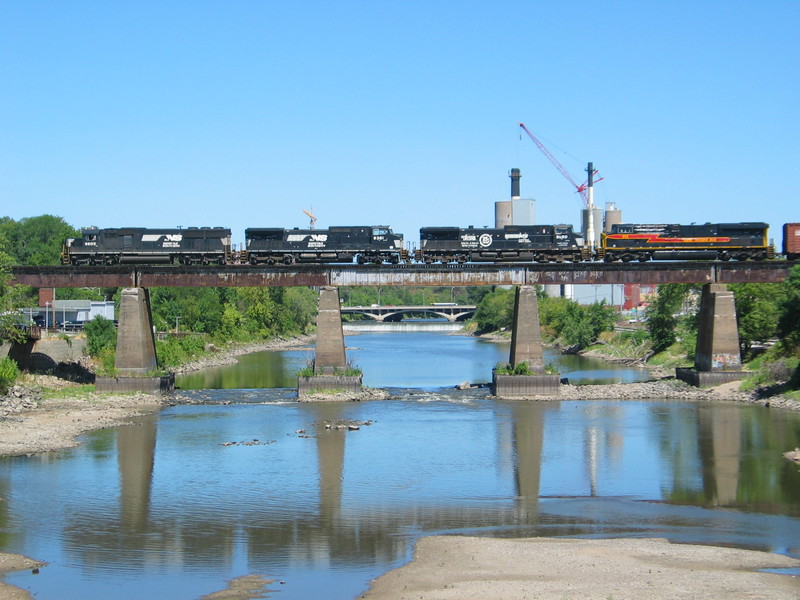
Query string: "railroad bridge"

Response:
xmin=9 ymin=261 xmax=798 ymax=393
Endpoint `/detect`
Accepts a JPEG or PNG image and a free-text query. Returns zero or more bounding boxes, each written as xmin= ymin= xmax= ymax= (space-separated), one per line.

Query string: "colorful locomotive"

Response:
xmin=598 ymin=222 xmax=774 ymax=262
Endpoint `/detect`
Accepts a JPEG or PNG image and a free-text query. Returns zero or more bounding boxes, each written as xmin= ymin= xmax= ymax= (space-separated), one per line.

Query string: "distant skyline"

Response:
xmin=2 ymin=1 xmax=797 ymax=248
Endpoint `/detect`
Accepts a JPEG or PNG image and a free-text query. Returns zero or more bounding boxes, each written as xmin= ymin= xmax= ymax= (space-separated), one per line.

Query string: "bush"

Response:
xmin=84 ymin=316 xmax=117 ymax=358
xmin=0 ymin=357 xmax=20 ymax=394
xmin=155 ymin=334 xmax=208 ymax=369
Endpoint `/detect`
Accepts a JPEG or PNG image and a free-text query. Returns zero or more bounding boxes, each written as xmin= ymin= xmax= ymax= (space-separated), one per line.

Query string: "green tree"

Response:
xmin=646 ymin=284 xmax=691 ymax=354
xmin=473 ymin=288 xmax=514 ymax=333
xmin=0 ymin=230 xmax=26 ymax=345
xmin=778 ymin=265 xmax=800 ymax=353
xmin=730 ymin=283 xmax=787 ymax=358
xmin=0 ymin=215 xmax=79 ymax=266
xmin=84 ymin=316 xmax=117 ymax=357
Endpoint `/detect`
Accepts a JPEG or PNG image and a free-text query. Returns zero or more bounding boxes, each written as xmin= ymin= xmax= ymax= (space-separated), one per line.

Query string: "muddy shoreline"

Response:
xmin=2 ymin=337 xmax=800 ymax=599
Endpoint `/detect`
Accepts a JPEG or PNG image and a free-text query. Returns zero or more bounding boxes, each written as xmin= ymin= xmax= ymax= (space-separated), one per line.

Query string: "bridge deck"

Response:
xmin=10 ymin=261 xmax=797 ymax=287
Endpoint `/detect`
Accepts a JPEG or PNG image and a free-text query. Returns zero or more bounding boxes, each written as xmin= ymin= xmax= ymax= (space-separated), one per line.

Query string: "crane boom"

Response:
xmin=518 ymin=122 xmax=588 ymax=205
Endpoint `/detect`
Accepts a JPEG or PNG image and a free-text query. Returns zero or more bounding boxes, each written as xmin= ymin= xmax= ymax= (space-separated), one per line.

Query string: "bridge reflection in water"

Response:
xmin=43 ymin=395 xmax=800 ymax=600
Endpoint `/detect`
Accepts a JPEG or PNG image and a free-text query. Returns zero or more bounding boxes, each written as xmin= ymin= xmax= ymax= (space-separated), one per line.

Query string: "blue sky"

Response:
xmin=2 ymin=1 xmax=797 ymax=249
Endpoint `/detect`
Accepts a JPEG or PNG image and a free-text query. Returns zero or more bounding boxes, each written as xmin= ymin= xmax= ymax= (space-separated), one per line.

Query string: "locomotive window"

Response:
xmin=372 ymin=228 xmax=388 ymax=236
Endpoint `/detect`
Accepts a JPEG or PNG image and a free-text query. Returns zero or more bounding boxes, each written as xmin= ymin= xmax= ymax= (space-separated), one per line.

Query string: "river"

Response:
xmin=2 ymin=332 xmax=800 ymax=599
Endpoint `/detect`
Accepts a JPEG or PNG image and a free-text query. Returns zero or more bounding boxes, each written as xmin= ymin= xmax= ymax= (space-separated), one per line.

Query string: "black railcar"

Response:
xmin=244 ymin=226 xmax=406 ymax=265
xmin=415 ymin=225 xmax=588 ymax=264
xmin=61 ymin=227 xmax=232 ymax=265
xmin=598 ymin=222 xmax=773 ymax=262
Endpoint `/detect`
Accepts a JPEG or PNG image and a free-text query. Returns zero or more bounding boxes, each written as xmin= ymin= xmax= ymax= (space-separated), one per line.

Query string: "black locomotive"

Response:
xmin=598 ymin=222 xmax=773 ymax=262
xmin=415 ymin=225 xmax=588 ymax=263
xmin=243 ymin=226 xmax=407 ymax=265
xmin=61 ymin=227 xmax=232 ymax=265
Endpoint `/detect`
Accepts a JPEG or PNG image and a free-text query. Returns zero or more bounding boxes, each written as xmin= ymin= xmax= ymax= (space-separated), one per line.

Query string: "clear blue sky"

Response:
xmin=2 ymin=1 xmax=797 ymax=249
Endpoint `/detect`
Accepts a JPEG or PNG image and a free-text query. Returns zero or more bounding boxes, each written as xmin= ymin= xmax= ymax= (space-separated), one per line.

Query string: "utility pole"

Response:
xmin=586 ymin=162 xmax=596 ymax=251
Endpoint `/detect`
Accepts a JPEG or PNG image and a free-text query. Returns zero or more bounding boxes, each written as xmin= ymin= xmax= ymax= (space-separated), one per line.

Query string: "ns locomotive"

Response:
xmin=415 ymin=225 xmax=589 ymax=263
xmin=62 ymin=227 xmax=232 ymax=265
xmin=243 ymin=226 xmax=406 ymax=265
xmin=61 ymin=225 xmax=407 ymax=265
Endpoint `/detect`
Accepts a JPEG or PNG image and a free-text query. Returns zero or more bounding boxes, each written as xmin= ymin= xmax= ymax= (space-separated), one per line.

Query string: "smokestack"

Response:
xmin=510 ymin=168 xmax=521 ymax=199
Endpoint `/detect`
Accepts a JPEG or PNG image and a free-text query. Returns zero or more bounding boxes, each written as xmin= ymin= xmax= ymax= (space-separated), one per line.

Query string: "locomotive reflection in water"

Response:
xmin=61 ymin=222 xmax=799 ymax=266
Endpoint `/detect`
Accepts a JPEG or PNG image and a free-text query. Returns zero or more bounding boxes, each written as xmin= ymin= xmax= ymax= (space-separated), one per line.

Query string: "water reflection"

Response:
xmin=4 ymin=392 xmax=800 ymax=600
xmin=176 ymin=333 xmax=652 ymax=390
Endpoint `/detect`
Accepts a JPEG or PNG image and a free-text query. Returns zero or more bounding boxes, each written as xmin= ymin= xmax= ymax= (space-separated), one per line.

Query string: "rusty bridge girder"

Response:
xmin=9 ymin=261 xmax=797 ymax=288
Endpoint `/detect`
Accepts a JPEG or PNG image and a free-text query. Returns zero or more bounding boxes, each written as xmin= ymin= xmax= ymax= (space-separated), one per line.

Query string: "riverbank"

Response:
xmin=361 ymin=536 xmax=800 ymax=599
xmin=170 ymin=334 xmax=316 ymax=374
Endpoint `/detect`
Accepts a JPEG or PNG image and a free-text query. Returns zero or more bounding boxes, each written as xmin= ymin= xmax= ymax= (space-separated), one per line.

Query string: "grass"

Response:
xmin=40 ymin=384 xmax=97 ymax=400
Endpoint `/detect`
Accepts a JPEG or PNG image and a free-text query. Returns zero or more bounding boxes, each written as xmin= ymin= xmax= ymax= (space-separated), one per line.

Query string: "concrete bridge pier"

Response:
xmin=115 ymin=287 xmax=158 ymax=376
xmin=96 ymin=287 xmax=174 ymax=394
xmin=315 ymin=286 xmax=347 ymax=373
xmin=495 ymin=286 xmax=559 ymax=396
xmin=509 ymin=285 xmax=545 ymax=372
xmin=298 ymin=286 xmax=361 ymax=395
xmin=677 ymin=283 xmax=745 ymax=388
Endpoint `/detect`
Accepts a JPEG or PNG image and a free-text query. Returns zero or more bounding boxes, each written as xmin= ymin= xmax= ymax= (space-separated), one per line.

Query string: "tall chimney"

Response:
xmin=510 ymin=168 xmax=521 ymax=199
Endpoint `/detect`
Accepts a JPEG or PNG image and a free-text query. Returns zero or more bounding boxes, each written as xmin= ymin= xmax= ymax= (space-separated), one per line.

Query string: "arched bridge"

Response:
xmin=341 ymin=304 xmax=477 ymax=322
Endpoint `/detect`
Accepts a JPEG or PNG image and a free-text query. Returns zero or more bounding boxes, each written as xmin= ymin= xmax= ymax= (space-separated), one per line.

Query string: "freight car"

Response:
xmin=243 ymin=226 xmax=407 ymax=265
xmin=61 ymin=227 xmax=232 ymax=265
xmin=415 ymin=225 xmax=588 ymax=264
xmin=597 ymin=222 xmax=774 ymax=262
xmin=783 ymin=223 xmax=800 ymax=261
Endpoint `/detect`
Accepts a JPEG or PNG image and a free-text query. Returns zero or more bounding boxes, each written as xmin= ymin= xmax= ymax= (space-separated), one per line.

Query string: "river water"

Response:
xmin=2 ymin=332 xmax=800 ymax=599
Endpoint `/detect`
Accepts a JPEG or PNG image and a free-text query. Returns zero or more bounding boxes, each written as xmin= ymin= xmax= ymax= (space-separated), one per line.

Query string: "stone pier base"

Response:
xmin=298 ymin=375 xmax=362 ymax=395
xmin=675 ymin=368 xmax=746 ymax=388
xmin=96 ymin=374 xmax=175 ymax=394
xmin=493 ymin=373 xmax=560 ymax=397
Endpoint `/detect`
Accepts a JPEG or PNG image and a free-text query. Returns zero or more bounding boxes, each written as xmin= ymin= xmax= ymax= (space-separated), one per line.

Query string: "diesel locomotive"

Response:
xmin=415 ymin=225 xmax=589 ymax=263
xmin=61 ymin=222 xmax=797 ymax=266
xmin=243 ymin=226 xmax=406 ymax=265
xmin=597 ymin=222 xmax=774 ymax=262
xmin=62 ymin=227 xmax=232 ymax=265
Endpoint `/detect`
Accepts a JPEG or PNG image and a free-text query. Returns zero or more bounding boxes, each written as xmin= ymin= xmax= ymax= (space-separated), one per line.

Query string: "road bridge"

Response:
xmin=341 ymin=304 xmax=476 ymax=322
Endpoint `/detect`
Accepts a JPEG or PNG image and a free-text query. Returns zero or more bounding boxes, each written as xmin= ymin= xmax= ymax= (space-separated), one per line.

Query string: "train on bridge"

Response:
xmin=61 ymin=222 xmax=800 ymax=266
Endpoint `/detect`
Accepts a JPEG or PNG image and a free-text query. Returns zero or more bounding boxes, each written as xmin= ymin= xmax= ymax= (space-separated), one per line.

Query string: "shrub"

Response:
xmin=84 ymin=316 xmax=117 ymax=358
xmin=0 ymin=357 xmax=20 ymax=394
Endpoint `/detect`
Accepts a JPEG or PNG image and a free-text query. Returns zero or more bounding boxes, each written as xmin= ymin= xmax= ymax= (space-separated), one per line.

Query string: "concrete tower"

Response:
xmin=495 ymin=168 xmax=535 ymax=227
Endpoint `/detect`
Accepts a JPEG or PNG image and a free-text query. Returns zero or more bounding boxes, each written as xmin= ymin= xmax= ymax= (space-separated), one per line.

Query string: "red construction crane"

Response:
xmin=518 ymin=122 xmax=598 ymax=206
